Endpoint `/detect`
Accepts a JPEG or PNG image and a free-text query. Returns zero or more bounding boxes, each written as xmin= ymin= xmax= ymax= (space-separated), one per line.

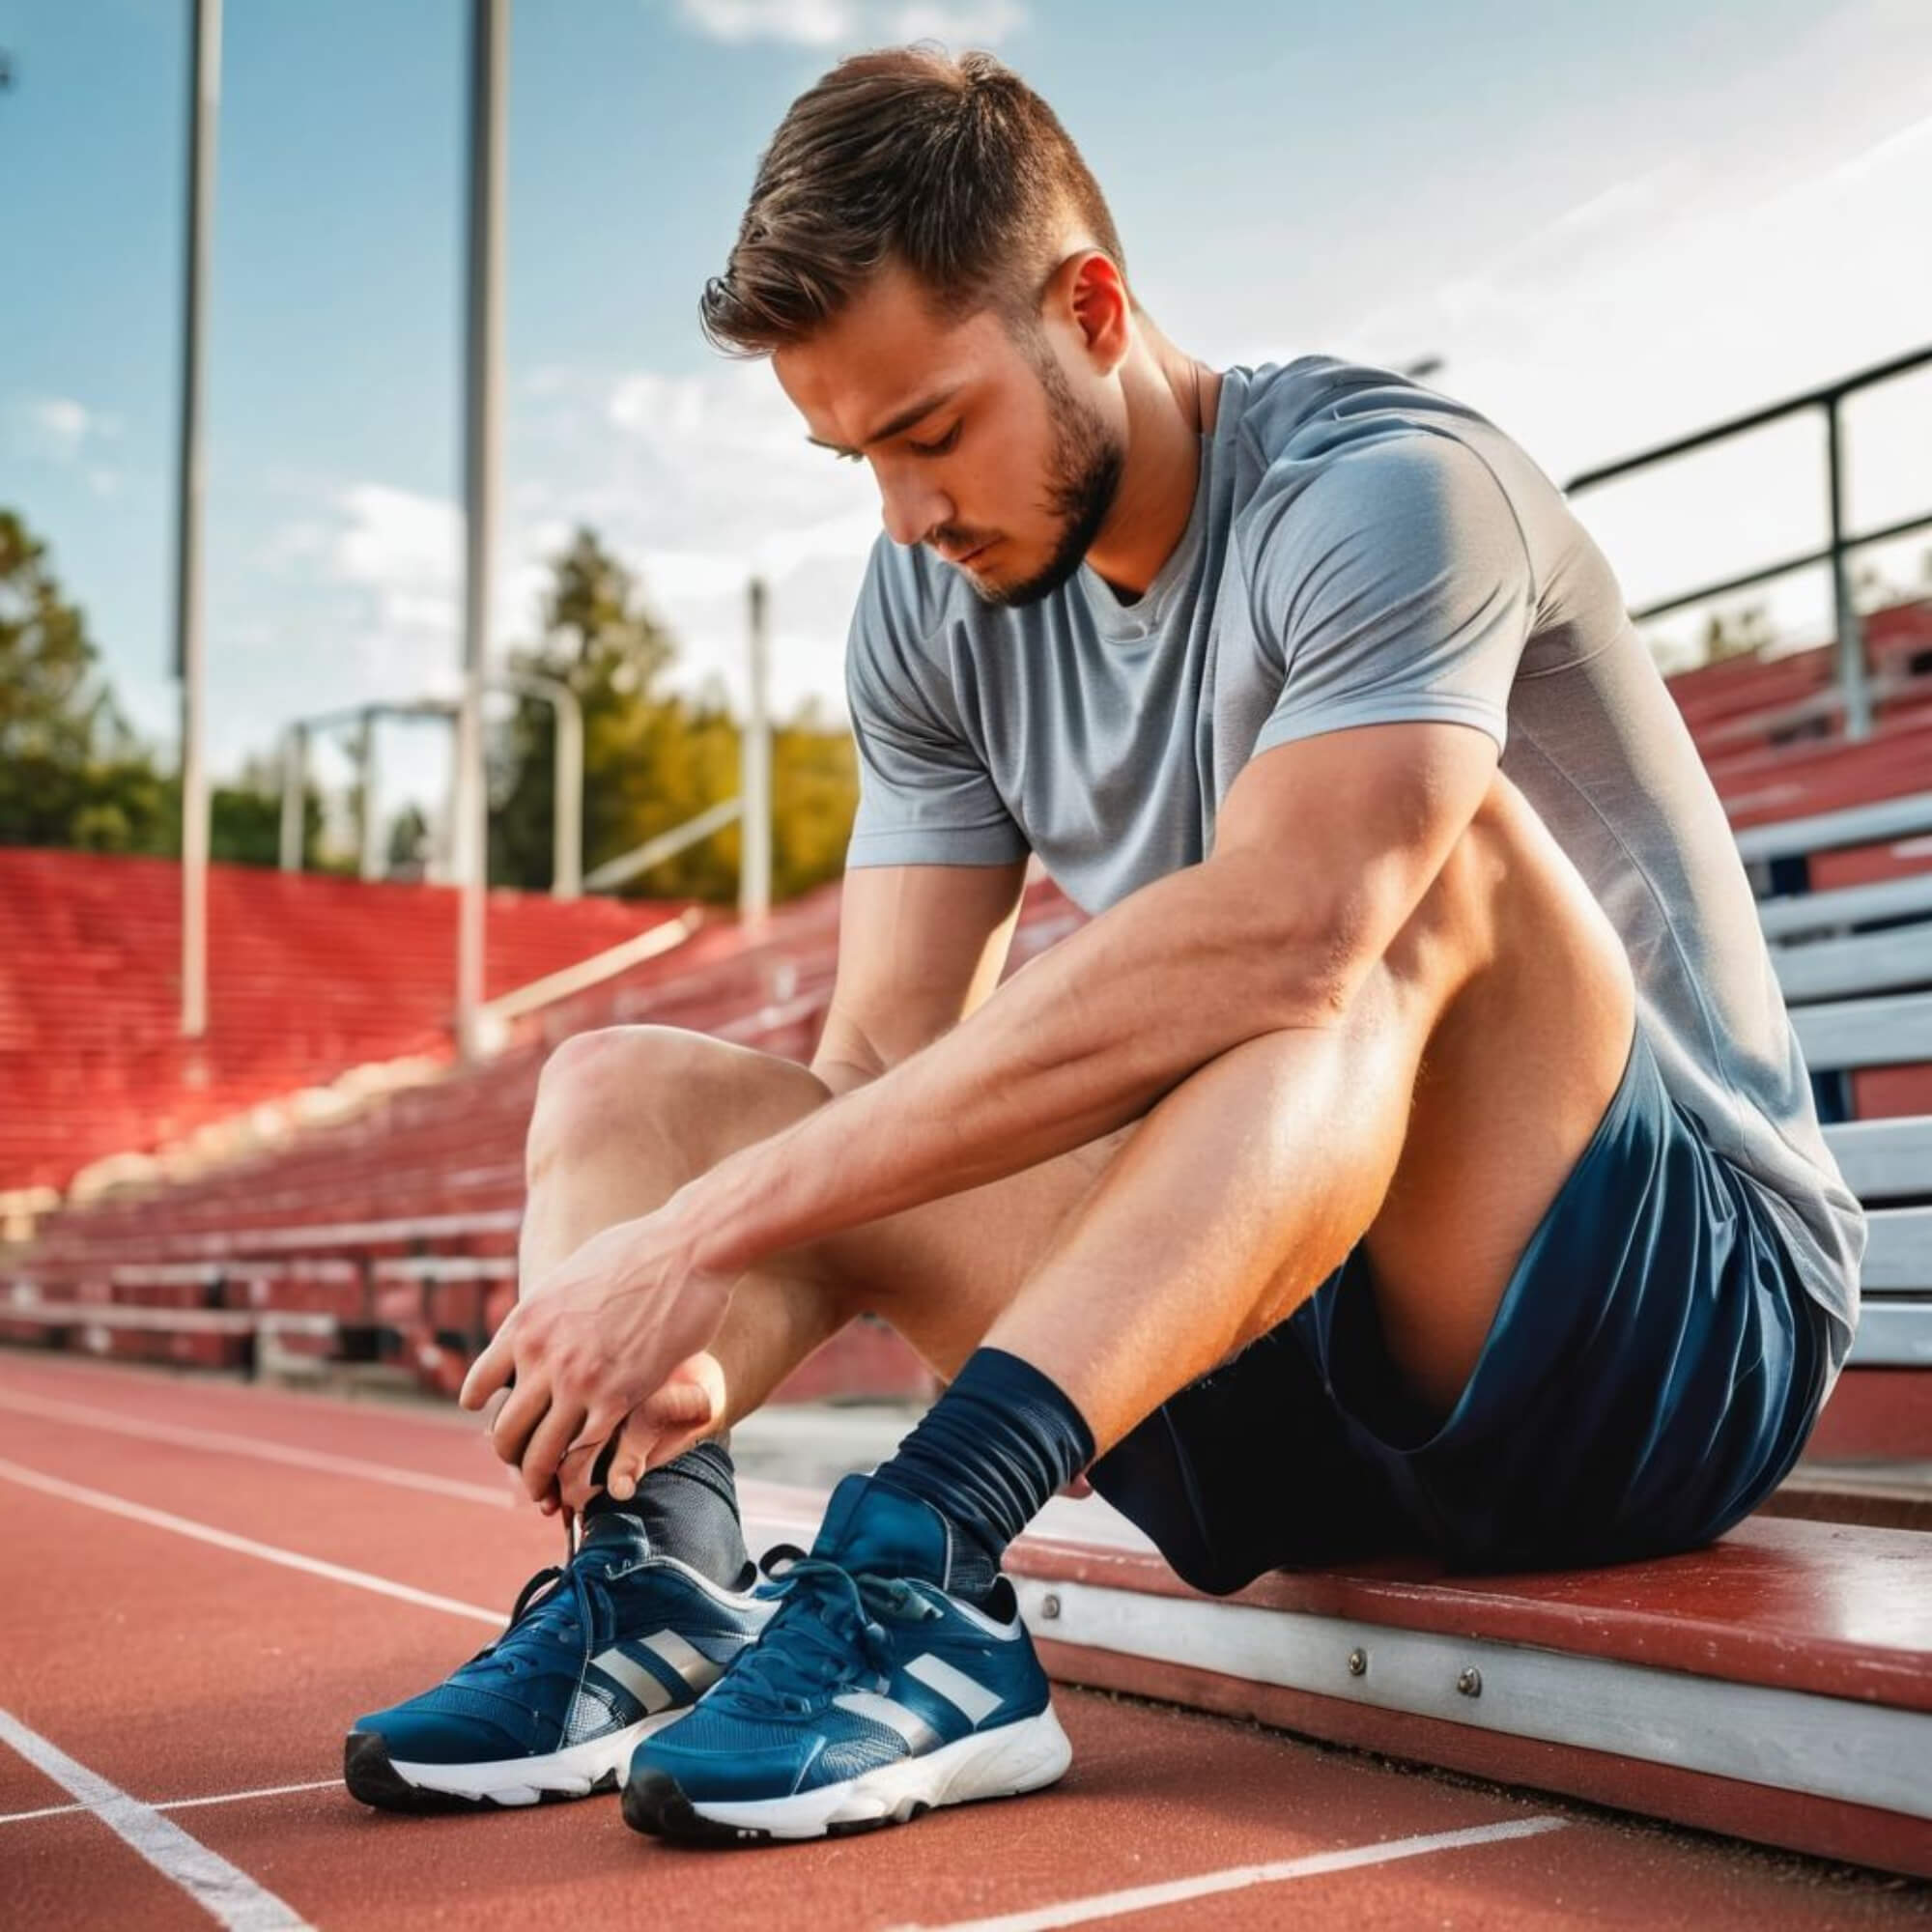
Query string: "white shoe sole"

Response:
xmin=385 ymin=1709 xmax=683 ymax=1806
xmin=665 ymin=1706 xmax=1072 ymax=1840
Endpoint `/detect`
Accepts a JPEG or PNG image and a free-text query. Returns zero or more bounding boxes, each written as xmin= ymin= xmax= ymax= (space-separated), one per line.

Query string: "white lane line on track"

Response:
xmin=885 ymin=1814 xmax=1570 ymax=1932
xmin=0 ymin=1457 xmax=502 ymax=1625
xmin=0 ymin=1776 xmax=341 ymax=1828
xmin=0 ymin=1707 xmax=313 ymax=1931
xmin=0 ymin=1387 xmax=511 ymax=1508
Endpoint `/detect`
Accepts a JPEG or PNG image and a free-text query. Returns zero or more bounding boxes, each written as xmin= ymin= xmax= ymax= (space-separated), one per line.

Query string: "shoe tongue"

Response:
xmin=809 ymin=1474 xmax=952 ymax=1587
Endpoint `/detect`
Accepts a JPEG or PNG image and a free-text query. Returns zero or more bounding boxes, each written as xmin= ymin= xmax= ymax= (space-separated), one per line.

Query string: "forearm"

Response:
xmin=675 ymin=849 xmax=1350 ymax=1277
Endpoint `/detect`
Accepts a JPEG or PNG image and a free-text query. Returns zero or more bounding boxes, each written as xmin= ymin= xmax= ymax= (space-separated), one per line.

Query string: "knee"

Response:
xmin=526 ymin=1026 xmax=822 ymax=1188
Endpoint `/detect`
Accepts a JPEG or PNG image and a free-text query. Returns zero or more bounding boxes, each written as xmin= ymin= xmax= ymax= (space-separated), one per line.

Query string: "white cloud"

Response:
xmin=668 ymin=0 xmax=1024 ymax=48
xmin=332 ymin=485 xmax=462 ymax=632
xmin=1303 ymin=8 xmax=1932 ymax=658
xmin=516 ymin=355 xmax=882 ymax=718
xmin=12 ymin=394 xmax=123 ymax=464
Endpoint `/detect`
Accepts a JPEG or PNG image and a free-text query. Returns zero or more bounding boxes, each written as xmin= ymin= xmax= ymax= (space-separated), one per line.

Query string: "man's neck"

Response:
xmin=1083 ymin=341 xmax=1222 ymax=601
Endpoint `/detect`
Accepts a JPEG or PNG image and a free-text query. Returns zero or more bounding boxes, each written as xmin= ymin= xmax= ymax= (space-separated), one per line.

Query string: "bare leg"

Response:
xmin=517 ymin=1030 xmax=1128 ymax=1455
xmin=524 ymin=774 xmax=1629 ymax=1473
xmin=988 ymin=777 xmax=1634 ymax=1443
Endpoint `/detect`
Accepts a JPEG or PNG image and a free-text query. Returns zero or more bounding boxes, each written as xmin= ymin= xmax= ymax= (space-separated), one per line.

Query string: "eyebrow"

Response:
xmin=806 ymin=386 xmax=961 ymax=457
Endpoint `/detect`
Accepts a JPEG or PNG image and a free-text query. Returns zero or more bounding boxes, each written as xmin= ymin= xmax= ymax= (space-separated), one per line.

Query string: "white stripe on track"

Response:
xmin=0 ymin=1457 xmax=501 ymax=1625
xmin=0 ymin=1776 xmax=341 ymax=1828
xmin=0 ymin=1707 xmax=314 ymax=1931
xmin=0 ymin=1387 xmax=511 ymax=1507
xmin=885 ymin=1815 xmax=1570 ymax=1932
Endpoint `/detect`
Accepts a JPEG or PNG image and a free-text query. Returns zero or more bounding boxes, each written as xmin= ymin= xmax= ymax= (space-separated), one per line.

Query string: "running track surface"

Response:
xmin=0 ymin=1352 xmax=1922 ymax=1932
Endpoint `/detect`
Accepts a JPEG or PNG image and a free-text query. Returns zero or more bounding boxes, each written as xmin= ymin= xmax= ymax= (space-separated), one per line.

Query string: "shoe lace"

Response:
xmin=706 ymin=1554 xmax=938 ymax=1718
xmin=469 ymin=1520 xmax=613 ymax=1682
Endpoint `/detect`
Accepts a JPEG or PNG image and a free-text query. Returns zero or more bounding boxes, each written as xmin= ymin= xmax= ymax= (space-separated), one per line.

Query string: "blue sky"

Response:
xmin=4 ymin=0 xmax=1930 ymax=835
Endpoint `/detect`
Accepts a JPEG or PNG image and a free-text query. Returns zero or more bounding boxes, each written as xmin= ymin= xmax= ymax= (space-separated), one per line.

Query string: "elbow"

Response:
xmin=1211 ymin=858 xmax=1381 ymax=1033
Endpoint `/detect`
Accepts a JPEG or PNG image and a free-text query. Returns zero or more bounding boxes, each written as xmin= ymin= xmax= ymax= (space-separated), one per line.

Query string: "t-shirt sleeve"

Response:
xmin=1248 ymin=432 xmax=1535 ymax=759
xmin=842 ymin=547 xmax=1031 ymax=869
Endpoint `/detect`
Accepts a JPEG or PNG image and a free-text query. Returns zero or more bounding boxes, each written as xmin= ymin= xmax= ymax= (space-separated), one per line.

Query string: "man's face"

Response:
xmin=774 ymin=261 xmax=1124 ymax=607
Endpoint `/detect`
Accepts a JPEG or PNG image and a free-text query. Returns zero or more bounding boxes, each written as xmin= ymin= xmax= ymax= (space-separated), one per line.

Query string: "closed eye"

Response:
xmin=906 ymin=423 xmax=960 ymax=458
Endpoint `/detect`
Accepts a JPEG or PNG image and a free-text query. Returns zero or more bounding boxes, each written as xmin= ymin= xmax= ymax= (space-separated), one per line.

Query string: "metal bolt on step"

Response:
xmin=1457 ymin=1666 xmax=1483 ymax=1698
xmin=1039 ymin=1593 xmax=1062 ymax=1620
xmin=1347 ymin=1648 xmax=1368 ymax=1677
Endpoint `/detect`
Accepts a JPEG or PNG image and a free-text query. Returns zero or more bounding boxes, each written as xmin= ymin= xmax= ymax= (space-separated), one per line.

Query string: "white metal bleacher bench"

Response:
xmin=1744 ymin=791 xmax=1932 ymax=1369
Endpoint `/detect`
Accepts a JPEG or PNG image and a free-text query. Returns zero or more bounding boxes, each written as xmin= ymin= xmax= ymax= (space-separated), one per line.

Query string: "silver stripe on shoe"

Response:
xmin=590 ymin=1645 xmax=677 ymax=1715
xmin=641 ymin=1628 xmax=722 ymax=1692
xmin=832 ymin=1690 xmax=942 ymax=1752
xmin=904 ymin=1653 xmax=1002 ymax=1725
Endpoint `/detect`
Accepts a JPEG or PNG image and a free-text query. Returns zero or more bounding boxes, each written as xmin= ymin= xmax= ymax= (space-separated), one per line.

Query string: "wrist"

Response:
xmin=662 ymin=1145 xmax=762 ymax=1279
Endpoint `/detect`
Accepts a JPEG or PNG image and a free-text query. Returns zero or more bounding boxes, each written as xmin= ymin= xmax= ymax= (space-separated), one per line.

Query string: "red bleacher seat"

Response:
xmin=0 ymin=850 xmax=690 ymax=1196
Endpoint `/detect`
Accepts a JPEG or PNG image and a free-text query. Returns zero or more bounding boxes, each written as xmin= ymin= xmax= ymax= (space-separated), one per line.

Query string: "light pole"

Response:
xmin=456 ymin=0 xmax=506 ymax=1061
xmin=175 ymin=0 xmax=221 ymax=1040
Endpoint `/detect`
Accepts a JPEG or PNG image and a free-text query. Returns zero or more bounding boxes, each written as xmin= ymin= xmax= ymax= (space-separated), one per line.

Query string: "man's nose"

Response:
xmin=878 ymin=468 xmax=952 ymax=550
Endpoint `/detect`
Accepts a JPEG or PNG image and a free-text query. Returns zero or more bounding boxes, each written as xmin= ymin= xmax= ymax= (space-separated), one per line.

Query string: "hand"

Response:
xmin=458 ymin=1210 xmax=733 ymax=1504
xmin=549 ymin=1351 xmax=728 ymax=1516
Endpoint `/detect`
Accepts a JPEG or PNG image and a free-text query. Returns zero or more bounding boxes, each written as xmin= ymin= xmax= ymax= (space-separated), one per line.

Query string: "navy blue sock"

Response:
xmin=873 ymin=1349 xmax=1095 ymax=1602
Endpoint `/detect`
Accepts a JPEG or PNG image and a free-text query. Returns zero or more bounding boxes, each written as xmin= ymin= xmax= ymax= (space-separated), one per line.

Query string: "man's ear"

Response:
xmin=1043 ymin=249 xmax=1130 ymax=376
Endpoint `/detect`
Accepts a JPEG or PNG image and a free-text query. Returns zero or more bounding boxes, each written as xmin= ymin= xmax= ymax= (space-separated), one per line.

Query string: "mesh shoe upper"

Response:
xmin=631 ymin=1475 xmax=1054 ymax=1804
xmin=355 ymin=1516 xmax=770 ymax=1766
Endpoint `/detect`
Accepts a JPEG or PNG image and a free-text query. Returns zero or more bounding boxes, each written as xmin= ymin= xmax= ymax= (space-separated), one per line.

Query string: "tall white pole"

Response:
xmin=551 ymin=684 xmax=582 ymax=900
xmin=456 ymin=0 xmax=506 ymax=1061
xmin=739 ymin=576 xmax=772 ymax=930
xmin=357 ymin=709 xmax=384 ymax=881
xmin=278 ymin=722 xmax=305 ymax=871
xmin=175 ymin=0 xmax=220 ymax=1040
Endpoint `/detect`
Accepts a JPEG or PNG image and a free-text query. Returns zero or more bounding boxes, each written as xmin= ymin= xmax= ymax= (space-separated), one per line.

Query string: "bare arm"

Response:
xmin=675 ymin=721 xmax=1500 ymax=1272
xmin=810 ymin=859 xmax=1030 ymax=1094
xmin=462 ymin=724 xmax=1501 ymax=1500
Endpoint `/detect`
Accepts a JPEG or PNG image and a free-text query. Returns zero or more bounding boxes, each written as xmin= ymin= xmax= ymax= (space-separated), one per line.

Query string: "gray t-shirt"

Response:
xmin=843 ymin=355 xmax=1864 ymax=1369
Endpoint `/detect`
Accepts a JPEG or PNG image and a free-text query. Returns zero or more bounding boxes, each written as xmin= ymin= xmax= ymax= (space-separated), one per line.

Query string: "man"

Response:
xmin=345 ymin=47 xmax=1862 ymax=1842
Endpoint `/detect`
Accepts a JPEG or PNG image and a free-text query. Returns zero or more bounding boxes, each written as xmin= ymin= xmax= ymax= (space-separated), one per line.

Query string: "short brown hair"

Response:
xmin=700 ymin=46 xmax=1126 ymax=355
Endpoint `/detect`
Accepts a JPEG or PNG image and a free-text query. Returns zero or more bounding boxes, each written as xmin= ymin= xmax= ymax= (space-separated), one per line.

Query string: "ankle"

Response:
xmin=873 ymin=1350 xmax=1094 ymax=1602
xmin=584 ymin=1441 xmax=750 ymax=1589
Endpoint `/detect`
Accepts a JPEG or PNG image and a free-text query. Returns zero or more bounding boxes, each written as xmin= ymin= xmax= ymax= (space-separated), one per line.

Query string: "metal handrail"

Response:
xmin=478 ymin=905 xmax=703 ymax=1028
xmin=276 ymin=673 xmax=582 ymax=895
xmin=582 ymin=797 xmax=745 ymax=892
xmin=1566 ymin=343 xmax=1932 ymax=740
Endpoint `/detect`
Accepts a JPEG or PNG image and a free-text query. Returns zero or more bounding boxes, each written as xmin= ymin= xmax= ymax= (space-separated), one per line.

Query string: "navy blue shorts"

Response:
xmin=1088 ymin=1026 xmax=1832 ymax=1591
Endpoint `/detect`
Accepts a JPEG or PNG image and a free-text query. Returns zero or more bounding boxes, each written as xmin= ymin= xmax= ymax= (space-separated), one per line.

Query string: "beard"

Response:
xmin=967 ymin=344 xmax=1124 ymax=610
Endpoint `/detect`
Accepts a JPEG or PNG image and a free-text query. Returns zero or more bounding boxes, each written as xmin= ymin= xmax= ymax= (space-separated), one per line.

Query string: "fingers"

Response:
xmin=554 ymin=1435 xmax=610 ymax=1516
xmin=519 ymin=1396 xmax=588 ymax=1503
xmin=552 ymin=1408 xmax=625 ymax=1513
xmin=459 ymin=1306 xmax=520 ymax=1411
xmin=602 ymin=1417 xmax=655 ymax=1504
xmin=488 ymin=1376 xmax=554 ymax=1467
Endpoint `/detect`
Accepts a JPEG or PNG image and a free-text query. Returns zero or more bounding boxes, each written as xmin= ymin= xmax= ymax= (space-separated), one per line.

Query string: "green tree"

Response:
xmin=488 ymin=527 xmax=856 ymax=906
xmin=209 ymin=755 xmax=327 ymax=867
xmin=386 ymin=802 xmax=432 ymax=879
xmin=0 ymin=508 xmax=173 ymax=851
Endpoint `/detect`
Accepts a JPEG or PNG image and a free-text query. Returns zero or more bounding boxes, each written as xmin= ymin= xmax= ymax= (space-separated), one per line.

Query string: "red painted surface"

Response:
xmin=0 ymin=850 xmax=695 ymax=1193
xmin=0 ymin=1356 xmax=1924 ymax=1928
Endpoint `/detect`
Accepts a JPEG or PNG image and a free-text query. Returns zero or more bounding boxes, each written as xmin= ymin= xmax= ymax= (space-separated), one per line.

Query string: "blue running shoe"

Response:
xmin=622 ymin=1474 xmax=1071 ymax=1842
xmin=345 ymin=1514 xmax=773 ymax=1811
